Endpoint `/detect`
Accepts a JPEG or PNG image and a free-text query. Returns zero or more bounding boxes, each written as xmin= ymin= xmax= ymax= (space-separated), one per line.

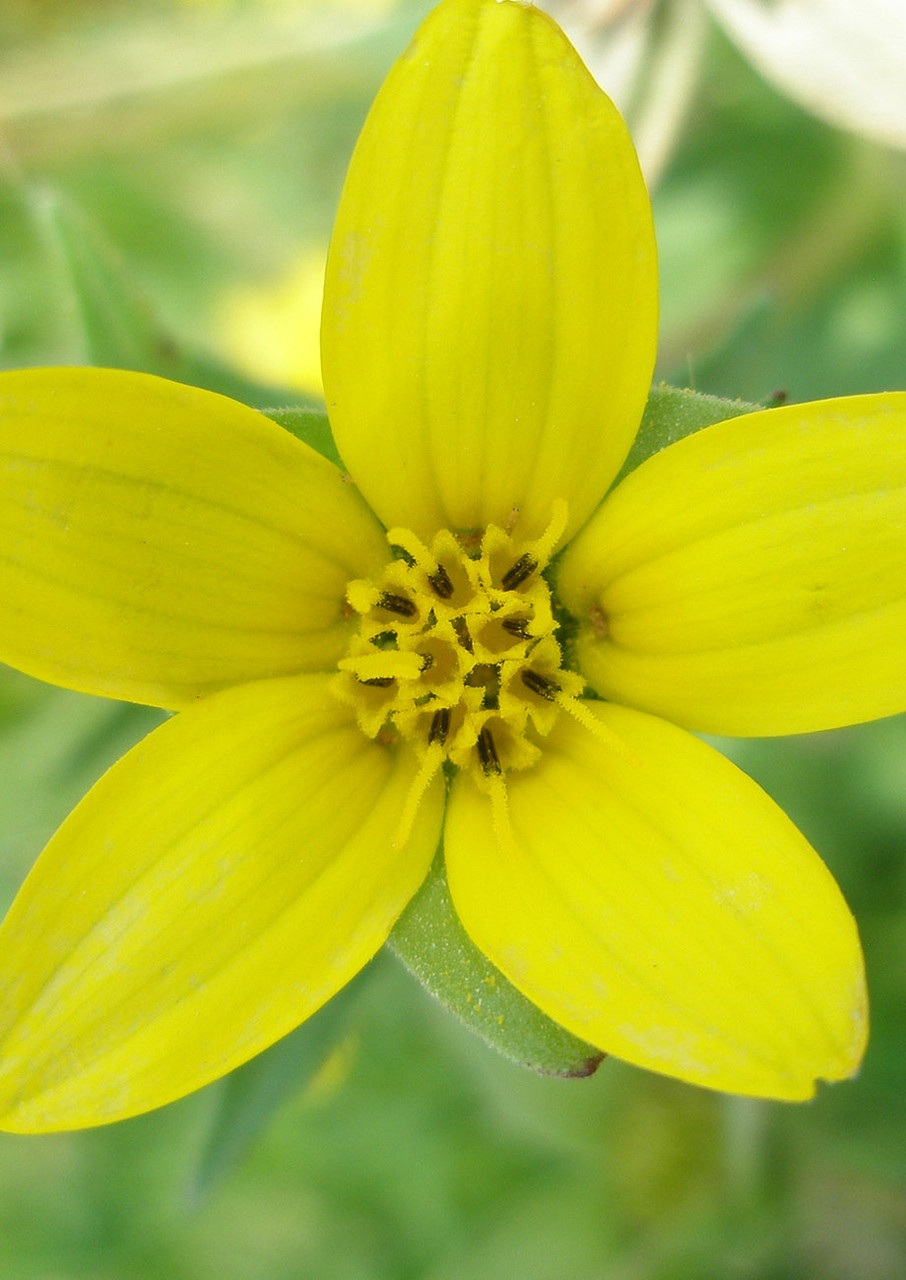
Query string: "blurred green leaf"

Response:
xmin=192 ymin=966 xmax=373 ymax=1197
xmin=0 ymin=679 xmax=163 ymax=908
xmin=34 ymin=183 xmax=304 ymax=408
xmin=389 ymin=852 xmax=603 ymax=1079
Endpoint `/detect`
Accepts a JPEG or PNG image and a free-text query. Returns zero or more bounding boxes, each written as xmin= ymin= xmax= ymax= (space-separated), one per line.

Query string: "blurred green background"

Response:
xmin=1 ymin=1 xmax=905 ymax=1276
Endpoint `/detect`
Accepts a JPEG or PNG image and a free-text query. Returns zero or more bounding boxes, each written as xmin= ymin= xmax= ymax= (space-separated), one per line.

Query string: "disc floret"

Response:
xmin=334 ymin=502 xmax=586 ymax=816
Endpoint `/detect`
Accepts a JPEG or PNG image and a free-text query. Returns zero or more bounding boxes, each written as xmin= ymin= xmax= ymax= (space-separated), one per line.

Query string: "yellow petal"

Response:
xmin=321 ymin=0 xmax=657 ymax=545
xmin=557 ymin=394 xmax=906 ymax=734
xmin=0 ymin=673 xmax=442 ymax=1132
xmin=445 ymin=702 xmax=866 ymax=1100
xmin=0 ymin=367 xmax=388 ymax=709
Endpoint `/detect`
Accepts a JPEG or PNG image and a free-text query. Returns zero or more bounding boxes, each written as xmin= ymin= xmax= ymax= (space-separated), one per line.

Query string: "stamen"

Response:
xmin=477 ymin=726 xmax=501 ymax=776
xmin=529 ymin=498 xmax=569 ymax=566
xmin=555 ymin=694 xmax=641 ymax=766
xmin=393 ymin=742 xmax=444 ymax=850
xmin=521 ymin=669 xmax=560 ymax=701
xmin=501 ymin=553 xmax=537 ymax=591
xmin=387 ymin=526 xmax=455 ymax=600
xmin=486 ymin=772 xmax=518 ymax=860
xmin=338 ymin=650 xmax=423 ymax=682
xmin=429 ymin=706 xmax=450 ymax=745
xmin=379 ymin=592 xmax=417 ymax=617
xmin=340 ymin=509 xmax=584 ymax=805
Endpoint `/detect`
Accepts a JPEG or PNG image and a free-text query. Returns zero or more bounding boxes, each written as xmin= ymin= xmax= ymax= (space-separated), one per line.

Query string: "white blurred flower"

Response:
xmin=706 ymin=0 xmax=906 ymax=150
xmin=548 ymin=0 xmax=906 ymax=172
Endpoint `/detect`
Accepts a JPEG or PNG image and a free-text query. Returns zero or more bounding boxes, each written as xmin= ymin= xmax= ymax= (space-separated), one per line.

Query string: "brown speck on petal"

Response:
xmin=589 ymin=603 xmax=609 ymax=638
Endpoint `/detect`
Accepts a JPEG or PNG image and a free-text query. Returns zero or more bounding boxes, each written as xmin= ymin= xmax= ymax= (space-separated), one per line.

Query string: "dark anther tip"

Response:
xmin=428 ymin=565 xmax=454 ymax=599
xmin=429 ymin=706 xmax=451 ymax=745
xmin=379 ymin=592 xmax=417 ymax=618
xmin=477 ymin=726 xmax=502 ymax=775
xmin=501 ymin=554 xmax=537 ymax=591
xmin=521 ymin=669 xmax=559 ymax=700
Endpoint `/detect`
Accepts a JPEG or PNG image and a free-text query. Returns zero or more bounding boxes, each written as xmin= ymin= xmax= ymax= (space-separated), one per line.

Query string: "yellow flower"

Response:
xmin=0 ymin=0 xmax=903 ymax=1132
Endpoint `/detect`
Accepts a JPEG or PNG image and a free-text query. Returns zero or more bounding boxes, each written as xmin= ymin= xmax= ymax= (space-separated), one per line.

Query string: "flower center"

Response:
xmin=334 ymin=501 xmax=592 ymax=844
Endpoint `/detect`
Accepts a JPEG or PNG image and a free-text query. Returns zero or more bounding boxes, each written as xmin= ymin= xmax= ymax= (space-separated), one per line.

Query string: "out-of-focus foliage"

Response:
xmin=1 ymin=0 xmax=905 ymax=1276
xmin=707 ymin=0 xmax=906 ymax=151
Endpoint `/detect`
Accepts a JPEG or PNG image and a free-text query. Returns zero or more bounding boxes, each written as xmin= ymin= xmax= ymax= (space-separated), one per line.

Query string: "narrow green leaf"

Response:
xmin=0 ymin=682 xmax=163 ymax=912
xmin=389 ymin=853 xmax=604 ymax=1079
xmin=36 ymin=185 xmax=303 ymax=408
xmin=191 ymin=966 xmax=372 ymax=1196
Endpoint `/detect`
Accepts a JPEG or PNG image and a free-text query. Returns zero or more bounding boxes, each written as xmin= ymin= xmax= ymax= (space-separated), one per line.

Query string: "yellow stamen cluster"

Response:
xmin=334 ymin=503 xmax=586 ymax=835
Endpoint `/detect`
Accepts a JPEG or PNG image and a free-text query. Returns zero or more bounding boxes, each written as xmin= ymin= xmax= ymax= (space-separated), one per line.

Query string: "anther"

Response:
xmin=379 ymin=592 xmax=417 ymax=617
xmin=501 ymin=554 xmax=537 ymax=591
xmin=360 ymin=676 xmax=395 ymax=688
xmin=502 ymin=616 xmax=530 ymax=637
xmin=428 ymin=706 xmax=450 ymax=746
xmin=477 ymin=726 xmax=501 ymax=776
xmin=521 ymin=669 xmax=560 ymax=701
xmin=428 ymin=565 xmax=454 ymax=599
xmin=486 ymin=772 xmax=518 ymax=859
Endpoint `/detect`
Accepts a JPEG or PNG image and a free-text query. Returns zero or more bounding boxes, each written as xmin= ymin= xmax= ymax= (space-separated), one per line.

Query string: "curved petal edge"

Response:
xmin=0 ymin=674 xmax=443 ymax=1132
xmin=0 ymin=367 xmax=387 ymax=708
xmin=558 ymin=394 xmax=906 ymax=735
xmin=322 ymin=0 xmax=658 ymax=545
xmin=445 ymin=701 xmax=867 ymax=1100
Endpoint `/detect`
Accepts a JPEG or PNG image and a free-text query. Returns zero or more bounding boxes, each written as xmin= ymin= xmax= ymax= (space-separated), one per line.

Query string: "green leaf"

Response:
xmin=613 ymin=383 xmax=763 ymax=486
xmin=389 ymin=853 xmax=604 ymax=1079
xmin=264 ymin=388 xmax=761 ymax=480
xmin=35 ymin=184 xmax=303 ymax=409
xmin=261 ymin=406 xmax=342 ymax=467
xmin=191 ymin=965 xmax=372 ymax=1196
